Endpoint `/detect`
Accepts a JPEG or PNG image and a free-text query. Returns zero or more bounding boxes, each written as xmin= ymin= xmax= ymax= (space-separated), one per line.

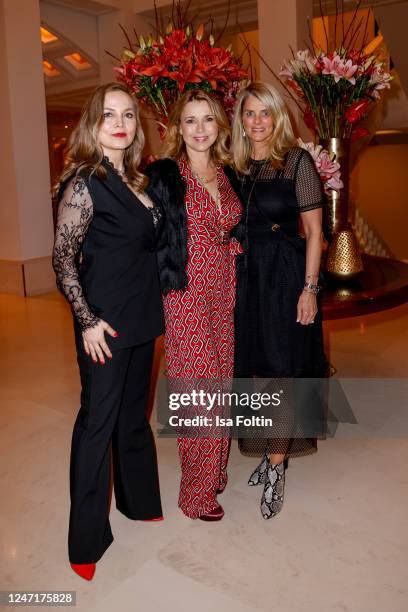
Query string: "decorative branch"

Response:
xmin=118 ymin=23 xmax=134 ymax=52
xmin=214 ymin=0 xmax=231 ymax=45
xmin=319 ymin=0 xmax=329 ymax=51
xmin=341 ymin=0 xmax=363 ymax=50
xmin=105 ymin=50 xmax=121 ymax=62
xmin=334 ymin=0 xmax=338 ymax=48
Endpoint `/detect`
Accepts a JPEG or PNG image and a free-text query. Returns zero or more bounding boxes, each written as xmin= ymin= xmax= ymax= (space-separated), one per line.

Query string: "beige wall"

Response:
xmin=350 ymin=143 xmax=408 ymax=261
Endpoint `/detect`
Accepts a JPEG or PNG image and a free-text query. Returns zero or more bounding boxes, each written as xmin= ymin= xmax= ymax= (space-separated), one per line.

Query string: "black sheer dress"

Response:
xmin=234 ymin=147 xmax=327 ymax=457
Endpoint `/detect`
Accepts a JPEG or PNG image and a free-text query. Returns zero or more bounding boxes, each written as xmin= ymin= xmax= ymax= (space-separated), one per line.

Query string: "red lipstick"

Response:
xmin=112 ymin=132 xmax=127 ymax=138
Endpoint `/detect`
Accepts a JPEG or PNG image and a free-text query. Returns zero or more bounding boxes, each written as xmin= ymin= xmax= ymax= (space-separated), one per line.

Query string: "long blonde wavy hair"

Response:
xmin=54 ymin=82 xmax=146 ymax=195
xmin=160 ymin=89 xmax=231 ymax=165
xmin=231 ymin=81 xmax=296 ymax=174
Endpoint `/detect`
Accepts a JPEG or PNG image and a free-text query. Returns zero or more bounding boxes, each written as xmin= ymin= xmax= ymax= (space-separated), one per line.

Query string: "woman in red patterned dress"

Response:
xmin=146 ymin=90 xmax=243 ymax=521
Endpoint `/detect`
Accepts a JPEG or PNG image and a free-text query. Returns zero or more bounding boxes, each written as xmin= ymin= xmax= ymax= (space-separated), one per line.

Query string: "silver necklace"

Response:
xmin=190 ymin=164 xmax=225 ymax=237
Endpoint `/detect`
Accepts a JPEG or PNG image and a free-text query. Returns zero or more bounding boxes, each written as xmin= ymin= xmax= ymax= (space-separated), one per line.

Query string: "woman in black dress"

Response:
xmin=231 ymin=82 xmax=326 ymax=519
xmin=52 ymin=83 xmax=164 ymax=580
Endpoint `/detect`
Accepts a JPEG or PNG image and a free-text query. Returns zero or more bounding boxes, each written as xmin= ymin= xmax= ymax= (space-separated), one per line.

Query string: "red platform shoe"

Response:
xmin=70 ymin=563 xmax=96 ymax=581
xmin=198 ymin=504 xmax=224 ymax=522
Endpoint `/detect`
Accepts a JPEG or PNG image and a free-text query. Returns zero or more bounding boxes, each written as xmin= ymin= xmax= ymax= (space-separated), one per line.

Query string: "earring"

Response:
xmin=242 ymin=127 xmax=246 ymax=138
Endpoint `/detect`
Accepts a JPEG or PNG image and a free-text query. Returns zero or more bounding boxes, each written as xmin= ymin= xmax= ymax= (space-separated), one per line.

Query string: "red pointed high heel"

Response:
xmin=70 ymin=563 xmax=96 ymax=581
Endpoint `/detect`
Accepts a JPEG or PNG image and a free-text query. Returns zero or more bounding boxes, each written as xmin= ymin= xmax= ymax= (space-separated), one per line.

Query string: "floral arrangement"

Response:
xmin=297 ymin=139 xmax=343 ymax=193
xmin=278 ymin=2 xmax=392 ymax=141
xmin=114 ymin=2 xmax=248 ymax=122
xmin=280 ymin=49 xmax=392 ymax=140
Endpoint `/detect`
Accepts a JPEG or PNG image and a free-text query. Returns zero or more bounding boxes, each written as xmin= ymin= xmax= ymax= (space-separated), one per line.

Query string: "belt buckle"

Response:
xmin=271 ymin=223 xmax=280 ymax=232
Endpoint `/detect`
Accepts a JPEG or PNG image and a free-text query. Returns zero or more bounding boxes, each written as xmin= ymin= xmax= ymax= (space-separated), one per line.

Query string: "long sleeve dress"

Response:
xmin=160 ymin=158 xmax=243 ymax=518
xmin=234 ymin=147 xmax=327 ymax=458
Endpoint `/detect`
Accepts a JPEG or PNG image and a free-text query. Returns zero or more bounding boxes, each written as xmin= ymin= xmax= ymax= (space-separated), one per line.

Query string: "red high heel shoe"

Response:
xmin=142 ymin=516 xmax=164 ymax=522
xmin=198 ymin=504 xmax=224 ymax=522
xmin=70 ymin=563 xmax=96 ymax=581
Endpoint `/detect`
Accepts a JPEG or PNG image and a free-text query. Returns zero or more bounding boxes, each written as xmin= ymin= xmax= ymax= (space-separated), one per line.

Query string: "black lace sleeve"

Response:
xmin=52 ymin=175 xmax=100 ymax=331
xmin=295 ymin=150 xmax=324 ymax=212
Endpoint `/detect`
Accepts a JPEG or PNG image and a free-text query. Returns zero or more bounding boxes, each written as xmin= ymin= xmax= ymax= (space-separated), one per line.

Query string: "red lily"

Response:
xmin=345 ymin=99 xmax=371 ymax=124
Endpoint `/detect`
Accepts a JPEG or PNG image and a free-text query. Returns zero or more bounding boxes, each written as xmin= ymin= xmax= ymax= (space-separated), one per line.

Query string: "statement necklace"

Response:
xmin=190 ymin=166 xmax=217 ymax=184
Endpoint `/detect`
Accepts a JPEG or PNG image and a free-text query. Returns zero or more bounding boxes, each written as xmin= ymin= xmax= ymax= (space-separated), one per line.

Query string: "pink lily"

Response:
xmin=334 ymin=58 xmax=359 ymax=84
xmin=297 ymin=139 xmax=343 ymax=193
xmin=322 ymin=54 xmax=358 ymax=84
xmin=370 ymin=64 xmax=392 ymax=98
xmin=325 ymin=174 xmax=344 ymax=192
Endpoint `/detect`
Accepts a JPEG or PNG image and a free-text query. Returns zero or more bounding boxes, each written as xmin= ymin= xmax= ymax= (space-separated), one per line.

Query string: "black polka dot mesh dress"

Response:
xmin=234 ymin=147 xmax=327 ymax=458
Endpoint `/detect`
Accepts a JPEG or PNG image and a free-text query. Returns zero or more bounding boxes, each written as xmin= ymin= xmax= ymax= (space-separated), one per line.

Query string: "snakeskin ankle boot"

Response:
xmin=260 ymin=462 xmax=285 ymax=519
xmin=248 ymin=449 xmax=270 ymax=486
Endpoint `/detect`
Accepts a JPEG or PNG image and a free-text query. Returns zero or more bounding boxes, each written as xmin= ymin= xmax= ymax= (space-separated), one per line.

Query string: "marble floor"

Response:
xmin=1 ymin=292 xmax=407 ymax=612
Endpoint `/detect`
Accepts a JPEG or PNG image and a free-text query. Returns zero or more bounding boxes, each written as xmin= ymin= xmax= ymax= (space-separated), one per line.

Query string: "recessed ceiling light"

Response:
xmin=43 ymin=60 xmax=60 ymax=77
xmin=40 ymin=26 xmax=58 ymax=44
xmin=64 ymin=52 xmax=92 ymax=71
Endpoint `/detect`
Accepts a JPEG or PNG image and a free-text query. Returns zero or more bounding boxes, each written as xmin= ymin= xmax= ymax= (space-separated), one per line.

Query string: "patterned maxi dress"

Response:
xmin=163 ymin=158 xmax=242 ymax=518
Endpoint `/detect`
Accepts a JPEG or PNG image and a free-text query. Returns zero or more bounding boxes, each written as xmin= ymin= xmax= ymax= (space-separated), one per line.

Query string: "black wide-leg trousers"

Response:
xmin=68 ymin=335 xmax=162 ymax=564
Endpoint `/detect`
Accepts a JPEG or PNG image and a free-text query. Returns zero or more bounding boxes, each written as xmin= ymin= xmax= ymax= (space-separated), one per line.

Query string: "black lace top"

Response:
xmin=250 ymin=147 xmax=322 ymax=212
xmin=247 ymin=147 xmax=323 ymax=213
xmin=52 ymin=173 xmax=161 ymax=332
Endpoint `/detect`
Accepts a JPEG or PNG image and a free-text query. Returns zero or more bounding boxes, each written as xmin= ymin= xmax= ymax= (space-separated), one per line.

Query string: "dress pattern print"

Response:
xmin=163 ymin=158 xmax=242 ymax=518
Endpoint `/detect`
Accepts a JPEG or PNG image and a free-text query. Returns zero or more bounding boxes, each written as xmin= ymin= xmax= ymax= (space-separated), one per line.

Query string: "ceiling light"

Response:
xmin=64 ymin=52 xmax=92 ymax=71
xmin=40 ymin=26 xmax=58 ymax=44
xmin=43 ymin=60 xmax=60 ymax=77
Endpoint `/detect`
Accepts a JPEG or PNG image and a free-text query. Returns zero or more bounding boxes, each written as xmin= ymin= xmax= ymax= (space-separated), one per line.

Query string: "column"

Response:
xmin=0 ymin=0 xmax=54 ymax=295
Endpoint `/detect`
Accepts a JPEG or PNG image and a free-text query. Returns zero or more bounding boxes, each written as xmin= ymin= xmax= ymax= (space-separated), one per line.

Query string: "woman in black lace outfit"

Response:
xmin=231 ymin=82 xmax=326 ymax=519
xmin=52 ymin=83 xmax=164 ymax=580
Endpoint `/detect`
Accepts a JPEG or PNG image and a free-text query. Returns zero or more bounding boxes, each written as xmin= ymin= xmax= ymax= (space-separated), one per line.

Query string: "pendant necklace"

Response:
xmin=191 ymin=163 xmax=224 ymax=240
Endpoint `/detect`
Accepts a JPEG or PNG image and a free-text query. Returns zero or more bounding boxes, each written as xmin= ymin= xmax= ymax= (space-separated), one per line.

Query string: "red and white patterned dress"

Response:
xmin=163 ymin=158 xmax=242 ymax=518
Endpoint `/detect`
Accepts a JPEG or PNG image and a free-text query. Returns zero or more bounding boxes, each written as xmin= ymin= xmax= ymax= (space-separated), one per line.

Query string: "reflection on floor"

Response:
xmin=1 ymin=293 xmax=407 ymax=612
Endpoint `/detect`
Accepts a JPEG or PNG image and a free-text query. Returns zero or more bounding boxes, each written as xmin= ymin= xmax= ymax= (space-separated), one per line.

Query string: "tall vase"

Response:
xmin=320 ymin=137 xmax=363 ymax=279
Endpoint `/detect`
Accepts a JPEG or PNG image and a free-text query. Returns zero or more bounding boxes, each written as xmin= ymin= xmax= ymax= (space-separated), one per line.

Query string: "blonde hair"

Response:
xmin=54 ymin=82 xmax=146 ymax=196
xmin=160 ymin=90 xmax=231 ymax=165
xmin=231 ymin=81 xmax=296 ymax=174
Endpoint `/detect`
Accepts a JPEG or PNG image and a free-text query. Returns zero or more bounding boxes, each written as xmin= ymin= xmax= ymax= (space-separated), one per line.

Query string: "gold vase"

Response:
xmin=319 ymin=137 xmax=363 ymax=279
xmin=325 ymin=229 xmax=363 ymax=278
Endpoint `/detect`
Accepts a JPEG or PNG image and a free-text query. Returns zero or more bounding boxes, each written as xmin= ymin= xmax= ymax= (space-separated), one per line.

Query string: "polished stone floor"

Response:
xmin=1 ymin=292 xmax=407 ymax=611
